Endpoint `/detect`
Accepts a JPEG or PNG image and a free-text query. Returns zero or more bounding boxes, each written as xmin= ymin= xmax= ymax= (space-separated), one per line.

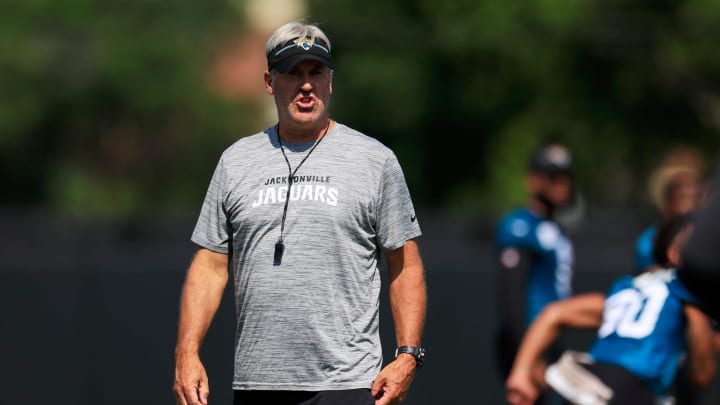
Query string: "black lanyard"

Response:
xmin=274 ymin=121 xmax=330 ymax=265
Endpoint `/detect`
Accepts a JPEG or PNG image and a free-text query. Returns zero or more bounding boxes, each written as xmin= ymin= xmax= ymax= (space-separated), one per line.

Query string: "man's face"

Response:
xmin=544 ymin=173 xmax=573 ymax=206
xmin=265 ymin=60 xmax=332 ymax=128
xmin=665 ymin=181 xmax=702 ymax=218
xmin=528 ymin=172 xmax=574 ymax=206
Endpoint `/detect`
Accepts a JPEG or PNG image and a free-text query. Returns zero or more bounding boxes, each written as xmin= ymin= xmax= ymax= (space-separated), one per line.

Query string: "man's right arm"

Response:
xmin=506 ymin=293 xmax=605 ymax=405
xmin=497 ymin=247 xmax=532 ymax=344
xmin=174 ymin=248 xmax=229 ymax=405
xmin=683 ymin=303 xmax=716 ymax=388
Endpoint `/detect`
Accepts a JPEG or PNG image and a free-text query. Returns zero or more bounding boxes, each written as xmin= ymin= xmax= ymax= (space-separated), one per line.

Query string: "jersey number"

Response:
xmin=597 ymin=283 xmax=669 ymax=339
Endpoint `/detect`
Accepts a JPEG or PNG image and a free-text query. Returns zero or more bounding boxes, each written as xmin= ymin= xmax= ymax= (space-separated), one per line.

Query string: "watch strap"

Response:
xmin=394 ymin=345 xmax=425 ymax=368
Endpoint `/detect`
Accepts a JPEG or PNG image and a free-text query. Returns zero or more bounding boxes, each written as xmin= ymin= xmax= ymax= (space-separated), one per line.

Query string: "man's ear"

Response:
xmin=264 ymin=71 xmax=274 ymax=95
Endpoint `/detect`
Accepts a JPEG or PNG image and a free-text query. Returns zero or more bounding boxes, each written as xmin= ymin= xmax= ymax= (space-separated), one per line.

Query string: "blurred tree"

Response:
xmin=3 ymin=0 xmax=720 ymax=221
xmin=309 ymin=0 xmax=720 ymax=219
xmin=0 ymin=0 xmax=256 ymax=217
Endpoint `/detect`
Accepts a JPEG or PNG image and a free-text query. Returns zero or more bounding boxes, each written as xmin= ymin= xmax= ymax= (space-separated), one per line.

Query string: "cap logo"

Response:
xmin=294 ymin=36 xmax=314 ymax=50
xmin=546 ymin=145 xmax=570 ymax=166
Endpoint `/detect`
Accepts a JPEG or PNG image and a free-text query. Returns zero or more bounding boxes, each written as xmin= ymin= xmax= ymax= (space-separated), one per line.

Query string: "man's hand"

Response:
xmin=371 ymin=355 xmax=417 ymax=404
xmin=506 ymin=369 xmax=538 ymax=405
xmin=174 ymin=352 xmax=210 ymax=405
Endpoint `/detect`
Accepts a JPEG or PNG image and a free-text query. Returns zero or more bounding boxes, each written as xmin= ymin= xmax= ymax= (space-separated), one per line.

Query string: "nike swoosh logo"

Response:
xmin=411 ymin=215 xmax=416 ymax=222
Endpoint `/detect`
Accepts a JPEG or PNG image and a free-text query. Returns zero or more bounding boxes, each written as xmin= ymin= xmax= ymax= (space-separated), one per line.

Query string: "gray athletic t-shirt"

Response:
xmin=191 ymin=123 xmax=422 ymax=391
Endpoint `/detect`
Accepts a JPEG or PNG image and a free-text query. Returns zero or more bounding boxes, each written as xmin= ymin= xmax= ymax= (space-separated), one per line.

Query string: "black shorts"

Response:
xmin=233 ymin=388 xmax=374 ymax=405
xmin=577 ymin=363 xmax=655 ymax=405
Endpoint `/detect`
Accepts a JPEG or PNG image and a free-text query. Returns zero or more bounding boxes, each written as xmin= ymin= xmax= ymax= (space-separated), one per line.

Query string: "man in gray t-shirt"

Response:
xmin=173 ymin=21 xmax=427 ymax=405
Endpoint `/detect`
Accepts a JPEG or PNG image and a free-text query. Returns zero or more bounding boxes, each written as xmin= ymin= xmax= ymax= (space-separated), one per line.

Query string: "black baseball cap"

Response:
xmin=528 ymin=144 xmax=573 ymax=175
xmin=267 ymin=36 xmax=334 ymax=74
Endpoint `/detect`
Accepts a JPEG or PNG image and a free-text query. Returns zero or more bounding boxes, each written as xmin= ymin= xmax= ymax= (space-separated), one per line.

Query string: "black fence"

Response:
xmin=2 ymin=207 xmax=719 ymax=404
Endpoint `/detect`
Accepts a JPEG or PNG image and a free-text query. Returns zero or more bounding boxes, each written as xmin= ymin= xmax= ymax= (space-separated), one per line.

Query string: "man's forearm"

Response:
xmin=389 ymin=266 xmax=426 ymax=345
xmin=685 ymin=304 xmax=716 ymax=387
xmin=512 ymin=293 xmax=604 ymax=372
xmin=512 ymin=308 xmax=560 ymax=372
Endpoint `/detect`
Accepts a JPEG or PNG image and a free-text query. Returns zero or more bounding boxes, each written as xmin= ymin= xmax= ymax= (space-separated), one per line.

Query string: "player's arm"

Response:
xmin=497 ymin=247 xmax=532 ymax=344
xmin=372 ymin=239 xmax=427 ymax=405
xmin=174 ymin=248 xmax=229 ymax=405
xmin=506 ymin=293 xmax=605 ymax=405
xmin=683 ymin=302 xmax=716 ymax=388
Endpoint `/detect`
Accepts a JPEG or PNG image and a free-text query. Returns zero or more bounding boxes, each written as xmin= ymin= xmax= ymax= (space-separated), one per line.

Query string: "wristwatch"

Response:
xmin=394 ymin=345 xmax=425 ymax=368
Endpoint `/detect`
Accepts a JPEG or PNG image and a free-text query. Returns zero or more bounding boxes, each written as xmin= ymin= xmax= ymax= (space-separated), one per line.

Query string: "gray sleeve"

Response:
xmin=375 ymin=153 xmax=422 ymax=251
xmin=191 ymin=156 xmax=230 ymax=253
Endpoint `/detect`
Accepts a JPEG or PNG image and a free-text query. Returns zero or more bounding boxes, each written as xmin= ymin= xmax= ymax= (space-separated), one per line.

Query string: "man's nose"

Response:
xmin=300 ymin=80 xmax=313 ymax=92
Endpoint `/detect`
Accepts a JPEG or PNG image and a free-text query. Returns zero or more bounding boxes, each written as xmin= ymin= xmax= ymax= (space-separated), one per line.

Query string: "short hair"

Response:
xmin=648 ymin=165 xmax=701 ymax=213
xmin=265 ymin=22 xmax=331 ymax=58
xmin=652 ymin=212 xmax=695 ymax=267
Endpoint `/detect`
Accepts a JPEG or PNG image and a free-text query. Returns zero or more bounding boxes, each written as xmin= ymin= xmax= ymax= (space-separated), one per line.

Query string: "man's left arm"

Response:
xmin=371 ymin=238 xmax=427 ymax=405
xmin=684 ymin=303 xmax=716 ymax=388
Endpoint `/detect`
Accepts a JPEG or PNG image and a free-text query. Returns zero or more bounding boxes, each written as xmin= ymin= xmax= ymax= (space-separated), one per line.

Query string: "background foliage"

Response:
xmin=312 ymin=0 xmax=720 ymax=216
xmin=3 ymin=0 xmax=720 ymax=220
